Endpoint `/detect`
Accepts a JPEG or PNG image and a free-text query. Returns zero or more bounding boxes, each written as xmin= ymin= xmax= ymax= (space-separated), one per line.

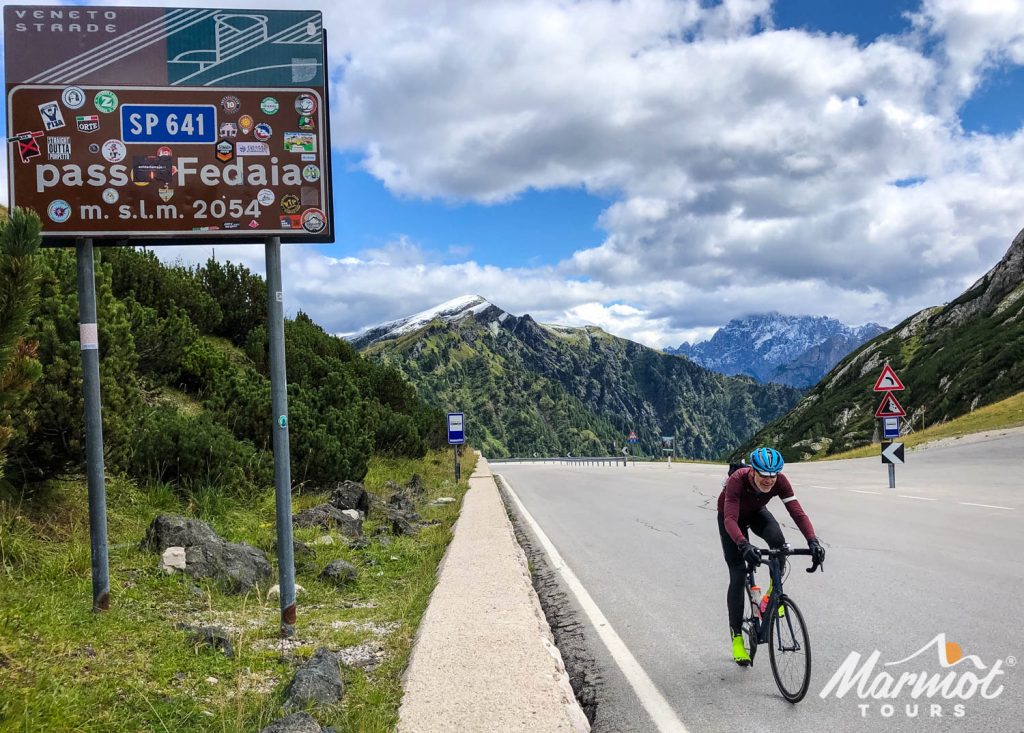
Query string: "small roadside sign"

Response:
xmin=875 ymin=393 xmax=907 ymax=418
xmin=881 ymin=441 xmax=905 ymax=464
xmin=883 ymin=416 xmax=900 ymax=439
xmin=447 ymin=412 xmax=465 ymax=445
xmin=873 ymin=364 xmax=905 ymax=391
xmin=628 ymin=430 xmax=638 ymax=443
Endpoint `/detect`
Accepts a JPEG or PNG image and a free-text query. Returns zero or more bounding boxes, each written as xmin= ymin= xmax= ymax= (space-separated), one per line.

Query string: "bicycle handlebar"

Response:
xmin=752 ymin=546 xmax=824 ymax=573
xmin=756 ymin=547 xmax=811 ymax=557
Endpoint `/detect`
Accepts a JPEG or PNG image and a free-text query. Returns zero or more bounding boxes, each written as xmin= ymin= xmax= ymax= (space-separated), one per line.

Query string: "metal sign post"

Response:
xmin=76 ymin=238 xmax=110 ymax=611
xmin=661 ymin=435 xmax=674 ymax=467
xmin=266 ymin=237 xmax=296 ymax=636
xmin=874 ymin=364 xmax=907 ymax=489
xmin=447 ymin=412 xmax=465 ymax=481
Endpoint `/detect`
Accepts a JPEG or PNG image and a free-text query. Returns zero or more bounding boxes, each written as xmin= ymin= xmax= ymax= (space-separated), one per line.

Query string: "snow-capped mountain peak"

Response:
xmin=350 ymin=295 xmax=499 ymax=347
xmin=667 ymin=312 xmax=886 ymax=387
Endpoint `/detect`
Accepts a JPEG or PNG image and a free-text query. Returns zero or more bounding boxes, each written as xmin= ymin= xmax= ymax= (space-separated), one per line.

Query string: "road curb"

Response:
xmin=397 ymin=454 xmax=590 ymax=733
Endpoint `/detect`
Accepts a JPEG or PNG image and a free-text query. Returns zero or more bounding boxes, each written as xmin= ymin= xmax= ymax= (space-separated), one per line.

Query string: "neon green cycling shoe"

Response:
xmin=732 ymin=632 xmax=751 ymax=666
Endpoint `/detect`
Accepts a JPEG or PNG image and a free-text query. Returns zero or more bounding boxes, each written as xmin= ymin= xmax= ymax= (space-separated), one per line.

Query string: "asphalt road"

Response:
xmin=495 ymin=429 xmax=1024 ymax=733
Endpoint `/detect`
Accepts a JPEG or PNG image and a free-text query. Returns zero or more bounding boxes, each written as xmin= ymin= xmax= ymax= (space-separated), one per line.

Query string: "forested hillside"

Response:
xmin=357 ymin=299 xmax=802 ymax=459
xmin=0 ymin=207 xmax=444 ymax=498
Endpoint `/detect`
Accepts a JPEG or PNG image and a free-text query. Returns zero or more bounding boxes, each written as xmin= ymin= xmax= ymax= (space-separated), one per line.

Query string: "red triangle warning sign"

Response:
xmin=873 ymin=364 xmax=905 ymax=391
xmin=875 ymin=392 xmax=906 ymax=418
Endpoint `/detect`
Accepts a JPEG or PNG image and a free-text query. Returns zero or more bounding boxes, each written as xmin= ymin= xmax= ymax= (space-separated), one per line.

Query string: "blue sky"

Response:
xmin=5 ymin=0 xmax=1024 ymax=347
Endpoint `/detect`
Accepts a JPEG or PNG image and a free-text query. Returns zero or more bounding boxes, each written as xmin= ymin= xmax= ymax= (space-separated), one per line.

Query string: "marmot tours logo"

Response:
xmin=821 ymin=633 xmax=1011 ymax=719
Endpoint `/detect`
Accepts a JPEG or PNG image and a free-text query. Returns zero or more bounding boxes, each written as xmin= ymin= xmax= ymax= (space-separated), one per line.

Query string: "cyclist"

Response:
xmin=718 ymin=447 xmax=825 ymax=666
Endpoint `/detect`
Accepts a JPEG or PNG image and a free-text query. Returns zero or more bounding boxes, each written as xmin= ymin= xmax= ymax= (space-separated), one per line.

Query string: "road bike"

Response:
xmin=740 ymin=545 xmax=822 ymax=703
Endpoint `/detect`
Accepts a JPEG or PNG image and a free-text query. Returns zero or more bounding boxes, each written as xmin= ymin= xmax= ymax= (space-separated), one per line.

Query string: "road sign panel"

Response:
xmin=875 ymin=393 xmax=906 ymax=418
xmin=447 ymin=412 xmax=465 ymax=445
xmin=881 ymin=441 xmax=905 ymax=464
xmin=4 ymin=6 xmax=332 ymax=244
xmin=627 ymin=430 xmax=638 ymax=443
xmin=873 ymin=364 xmax=905 ymax=391
xmin=883 ymin=416 xmax=900 ymax=439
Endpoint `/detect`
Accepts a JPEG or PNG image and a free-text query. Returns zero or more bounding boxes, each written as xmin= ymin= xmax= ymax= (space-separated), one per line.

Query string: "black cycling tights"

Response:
xmin=718 ymin=508 xmax=786 ymax=636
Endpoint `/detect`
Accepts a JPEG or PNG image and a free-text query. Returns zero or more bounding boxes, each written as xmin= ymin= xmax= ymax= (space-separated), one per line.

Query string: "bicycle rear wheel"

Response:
xmin=768 ymin=594 xmax=811 ymax=702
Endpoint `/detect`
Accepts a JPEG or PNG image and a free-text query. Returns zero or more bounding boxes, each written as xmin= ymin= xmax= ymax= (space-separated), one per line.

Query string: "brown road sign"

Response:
xmin=5 ymin=6 xmax=332 ymax=244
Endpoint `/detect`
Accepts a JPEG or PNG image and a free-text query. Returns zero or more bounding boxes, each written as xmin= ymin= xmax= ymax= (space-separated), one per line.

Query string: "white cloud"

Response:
xmin=320 ymin=0 xmax=1024 ymax=342
xmin=909 ymin=0 xmax=1024 ymax=106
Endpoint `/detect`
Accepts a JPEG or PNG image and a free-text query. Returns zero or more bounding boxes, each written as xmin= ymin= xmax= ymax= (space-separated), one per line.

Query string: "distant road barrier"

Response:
xmin=488 ymin=456 xmax=631 ymax=466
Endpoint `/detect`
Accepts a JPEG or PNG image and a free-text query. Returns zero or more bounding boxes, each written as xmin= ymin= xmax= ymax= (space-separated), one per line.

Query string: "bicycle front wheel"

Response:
xmin=768 ymin=594 xmax=811 ymax=702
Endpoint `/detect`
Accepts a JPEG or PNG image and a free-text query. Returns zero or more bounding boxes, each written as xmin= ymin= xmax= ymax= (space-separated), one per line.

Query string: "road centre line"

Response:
xmin=850 ymin=489 xmax=881 ymax=494
xmin=810 ymin=484 xmax=839 ymax=490
xmin=897 ymin=495 xmax=937 ymax=501
xmin=958 ymin=502 xmax=1014 ymax=511
xmin=499 ymin=474 xmax=691 ymax=733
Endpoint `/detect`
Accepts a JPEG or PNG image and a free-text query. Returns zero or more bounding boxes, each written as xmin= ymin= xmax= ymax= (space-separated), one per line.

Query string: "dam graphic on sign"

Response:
xmin=17 ymin=8 xmax=323 ymax=87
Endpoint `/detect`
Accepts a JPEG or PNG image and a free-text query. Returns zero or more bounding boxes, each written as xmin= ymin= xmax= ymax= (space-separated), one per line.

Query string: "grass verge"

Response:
xmin=0 ymin=448 xmax=476 ymax=732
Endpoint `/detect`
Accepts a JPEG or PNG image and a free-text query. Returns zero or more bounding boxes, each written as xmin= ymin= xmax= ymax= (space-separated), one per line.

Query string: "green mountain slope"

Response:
xmin=739 ymin=227 xmax=1024 ymax=460
xmin=357 ymin=304 xmax=802 ymax=459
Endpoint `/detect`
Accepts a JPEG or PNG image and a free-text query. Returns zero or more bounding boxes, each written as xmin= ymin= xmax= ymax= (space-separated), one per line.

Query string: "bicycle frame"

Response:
xmin=745 ymin=545 xmax=815 ymax=646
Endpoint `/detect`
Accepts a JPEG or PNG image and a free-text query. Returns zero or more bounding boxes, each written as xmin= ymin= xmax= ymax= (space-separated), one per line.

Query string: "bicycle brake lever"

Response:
xmin=806 ymin=560 xmax=823 ymax=573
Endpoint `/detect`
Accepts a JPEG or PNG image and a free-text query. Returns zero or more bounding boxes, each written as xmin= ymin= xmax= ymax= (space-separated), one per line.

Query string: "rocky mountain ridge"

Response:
xmin=667 ymin=313 xmax=886 ymax=387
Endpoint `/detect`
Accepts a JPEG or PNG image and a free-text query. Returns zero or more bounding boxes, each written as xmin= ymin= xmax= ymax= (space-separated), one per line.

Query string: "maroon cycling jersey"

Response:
xmin=717 ymin=467 xmax=815 ymax=546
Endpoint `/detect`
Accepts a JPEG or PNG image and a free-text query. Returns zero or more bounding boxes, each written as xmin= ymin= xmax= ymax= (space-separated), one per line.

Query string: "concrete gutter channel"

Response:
xmin=398 ymin=455 xmax=592 ymax=733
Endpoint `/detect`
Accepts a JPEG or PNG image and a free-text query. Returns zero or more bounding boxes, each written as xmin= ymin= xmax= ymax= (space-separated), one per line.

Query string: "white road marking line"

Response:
xmin=850 ymin=489 xmax=881 ymax=495
xmin=958 ymin=502 xmax=1014 ymax=511
xmin=897 ymin=495 xmax=937 ymax=501
xmin=810 ymin=484 xmax=838 ymax=490
xmin=500 ymin=474 xmax=691 ymax=733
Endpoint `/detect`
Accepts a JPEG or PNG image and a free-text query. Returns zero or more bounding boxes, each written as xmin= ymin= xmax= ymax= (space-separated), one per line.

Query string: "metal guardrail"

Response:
xmin=488 ymin=456 xmax=631 ymax=466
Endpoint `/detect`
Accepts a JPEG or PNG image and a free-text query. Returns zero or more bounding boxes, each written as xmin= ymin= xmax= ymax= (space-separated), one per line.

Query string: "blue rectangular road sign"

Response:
xmin=883 ymin=416 xmax=900 ymax=439
xmin=447 ymin=412 xmax=465 ymax=445
xmin=121 ymin=105 xmax=217 ymax=144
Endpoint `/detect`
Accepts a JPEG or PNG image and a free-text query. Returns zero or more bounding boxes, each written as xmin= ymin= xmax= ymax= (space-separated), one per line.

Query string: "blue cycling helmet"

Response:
xmin=749 ymin=447 xmax=784 ymax=476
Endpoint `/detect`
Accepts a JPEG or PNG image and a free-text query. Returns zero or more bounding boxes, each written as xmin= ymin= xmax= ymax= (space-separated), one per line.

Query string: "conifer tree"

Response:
xmin=0 ymin=207 xmax=43 ymax=485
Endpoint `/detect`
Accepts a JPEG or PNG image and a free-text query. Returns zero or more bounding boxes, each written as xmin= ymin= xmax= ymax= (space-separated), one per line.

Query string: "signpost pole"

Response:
xmin=266 ymin=236 xmax=296 ymax=637
xmin=76 ymin=237 xmax=110 ymax=612
xmin=874 ymin=364 xmax=907 ymax=490
xmin=447 ymin=412 xmax=465 ymax=480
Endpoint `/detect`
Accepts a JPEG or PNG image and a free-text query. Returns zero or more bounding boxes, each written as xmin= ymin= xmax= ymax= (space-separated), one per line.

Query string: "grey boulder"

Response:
xmin=260 ymin=712 xmax=323 ymax=733
xmin=318 ymin=560 xmax=358 ymax=587
xmin=283 ymin=647 xmax=344 ymax=712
